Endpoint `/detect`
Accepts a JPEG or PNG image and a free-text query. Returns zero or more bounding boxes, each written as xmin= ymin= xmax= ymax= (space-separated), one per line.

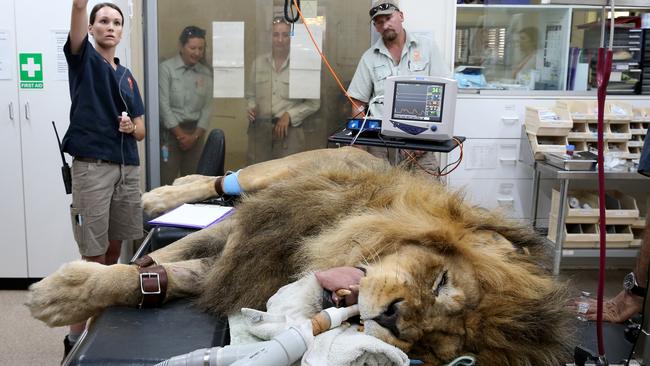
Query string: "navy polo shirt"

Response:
xmin=639 ymin=133 xmax=649 ymax=177
xmin=62 ymin=35 xmax=144 ymax=166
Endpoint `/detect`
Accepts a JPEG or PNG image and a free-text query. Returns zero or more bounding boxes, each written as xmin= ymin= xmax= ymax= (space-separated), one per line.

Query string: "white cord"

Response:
xmin=350 ymin=95 xmax=383 ymax=146
xmin=118 ymin=68 xmax=128 ymax=185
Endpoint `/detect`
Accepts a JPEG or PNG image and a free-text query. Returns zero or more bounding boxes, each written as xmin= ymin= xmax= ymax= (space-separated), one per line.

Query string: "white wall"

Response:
xmin=400 ymin=0 xmax=456 ymax=71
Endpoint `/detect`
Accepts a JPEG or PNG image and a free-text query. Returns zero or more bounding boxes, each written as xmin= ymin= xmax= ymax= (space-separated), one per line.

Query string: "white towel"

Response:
xmin=229 ymin=273 xmax=409 ymax=366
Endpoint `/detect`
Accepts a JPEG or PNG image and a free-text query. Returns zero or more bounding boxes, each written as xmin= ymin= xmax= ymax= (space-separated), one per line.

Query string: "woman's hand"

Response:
xmin=118 ymin=114 xmax=136 ymax=134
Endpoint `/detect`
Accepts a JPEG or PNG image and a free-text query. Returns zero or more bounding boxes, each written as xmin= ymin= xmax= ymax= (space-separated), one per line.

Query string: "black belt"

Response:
xmin=75 ymin=156 xmax=111 ymax=164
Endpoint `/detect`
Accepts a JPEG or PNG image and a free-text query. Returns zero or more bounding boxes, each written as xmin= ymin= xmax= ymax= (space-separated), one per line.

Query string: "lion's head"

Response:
xmin=301 ymin=171 xmax=574 ymax=365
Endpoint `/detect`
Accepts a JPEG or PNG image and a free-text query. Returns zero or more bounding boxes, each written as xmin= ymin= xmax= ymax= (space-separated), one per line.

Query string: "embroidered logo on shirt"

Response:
xmin=196 ymin=77 xmax=204 ymax=89
xmin=128 ymin=76 xmax=134 ymax=91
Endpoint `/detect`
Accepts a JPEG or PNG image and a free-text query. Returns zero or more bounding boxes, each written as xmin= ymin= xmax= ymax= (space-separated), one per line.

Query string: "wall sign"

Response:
xmin=19 ymin=53 xmax=44 ymax=89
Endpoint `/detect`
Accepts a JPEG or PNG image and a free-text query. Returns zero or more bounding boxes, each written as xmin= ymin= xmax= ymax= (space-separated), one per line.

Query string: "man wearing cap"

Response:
xmin=347 ymin=0 xmax=452 ymax=172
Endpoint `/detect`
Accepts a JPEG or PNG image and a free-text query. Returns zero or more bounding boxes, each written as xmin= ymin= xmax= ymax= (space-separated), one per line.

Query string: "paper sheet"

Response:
xmin=0 ymin=30 xmax=13 ymax=80
xmin=53 ymin=30 xmax=69 ymax=81
xmin=149 ymin=203 xmax=234 ymax=229
xmin=213 ymin=67 xmax=244 ymax=98
xmin=466 ymin=143 xmax=497 ymax=170
xmin=289 ymin=69 xmax=321 ymax=100
xmin=289 ymin=25 xmax=322 ymax=99
xmin=212 ymin=22 xmax=244 ymax=68
xmin=212 ymin=22 xmax=245 ymax=98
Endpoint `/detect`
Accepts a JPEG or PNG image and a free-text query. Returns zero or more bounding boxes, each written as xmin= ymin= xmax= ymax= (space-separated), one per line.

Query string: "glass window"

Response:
xmin=454 ymin=4 xmax=650 ymax=93
xmin=455 ymin=5 xmax=571 ymax=91
xmin=154 ymin=0 xmax=369 ymax=186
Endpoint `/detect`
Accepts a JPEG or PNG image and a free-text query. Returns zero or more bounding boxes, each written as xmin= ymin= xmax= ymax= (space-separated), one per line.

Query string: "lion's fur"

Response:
xmin=170 ymin=151 xmax=573 ymax=364
xmin=29 ymin=148 xmax=573 ymax=365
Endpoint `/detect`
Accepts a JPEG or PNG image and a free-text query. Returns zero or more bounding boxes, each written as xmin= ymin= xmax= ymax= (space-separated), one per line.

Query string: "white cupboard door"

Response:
xmin=15 ymin=0 xmax=77 ymax=277
xmin=0 ymin=0 xmax=28 ymax=277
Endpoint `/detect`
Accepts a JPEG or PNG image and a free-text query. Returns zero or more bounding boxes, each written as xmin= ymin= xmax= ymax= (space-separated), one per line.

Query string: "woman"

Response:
xmin=62 ymin=0 xmax=146 ymax=355
xmin=512 ymin=27 xmax=539 ymax=86
xmin=159 ymin=26 xmax=213 ymax=185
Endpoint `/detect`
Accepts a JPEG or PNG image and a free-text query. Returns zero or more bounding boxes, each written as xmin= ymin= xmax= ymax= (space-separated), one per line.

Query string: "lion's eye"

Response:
xmin=433 ymin=270 xmax=448 ymax=297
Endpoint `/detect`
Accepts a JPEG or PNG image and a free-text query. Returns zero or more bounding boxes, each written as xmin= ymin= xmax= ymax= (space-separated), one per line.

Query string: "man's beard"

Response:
xmin=382 ymin=29 xmax=398 ymax=42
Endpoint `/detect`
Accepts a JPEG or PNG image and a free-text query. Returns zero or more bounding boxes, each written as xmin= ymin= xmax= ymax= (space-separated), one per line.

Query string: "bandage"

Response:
xmin=223 ymin=170 xmax=243 ymax=195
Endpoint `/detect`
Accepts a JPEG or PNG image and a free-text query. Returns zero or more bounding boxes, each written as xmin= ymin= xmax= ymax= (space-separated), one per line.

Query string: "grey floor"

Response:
xmin=0 ymin=268 xmax=631 ymax=365
xmin=0 ymin=289 xmax=67 ymax=365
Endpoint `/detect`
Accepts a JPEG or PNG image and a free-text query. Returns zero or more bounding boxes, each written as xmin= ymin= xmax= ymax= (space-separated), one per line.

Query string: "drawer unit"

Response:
xmin=448 ymin=178 xmax=533 ymax=220
xmin=455 ymin=97 xmax=555 ymax=139
xmin=448 ymin=139 xmax=534 ymax=180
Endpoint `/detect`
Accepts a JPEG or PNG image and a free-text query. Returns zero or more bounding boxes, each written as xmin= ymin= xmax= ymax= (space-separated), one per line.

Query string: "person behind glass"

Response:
xmin=578 ymin=135 xmax=650 ymax=323
xmin=512 ymin=27 xmax=539 ymax=87
xmin=62 ymin=0 xmax=146 ymax=356
xmin=245 ymin=16 xmax=321 ymax=164
xmin=347 ymin=0 xmax=451 ymax=173
xmin=159 ymin=26 xmax=213 ymax=185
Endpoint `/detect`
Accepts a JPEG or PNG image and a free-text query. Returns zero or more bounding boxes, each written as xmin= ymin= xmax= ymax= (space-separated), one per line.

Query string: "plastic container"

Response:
xmin=576 ymin=291 xmax=591 ymax=321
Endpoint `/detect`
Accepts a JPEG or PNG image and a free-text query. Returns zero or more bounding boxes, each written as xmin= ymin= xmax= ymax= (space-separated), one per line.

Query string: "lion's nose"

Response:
xmin=373 ymin=299 xmax=402 ymax=337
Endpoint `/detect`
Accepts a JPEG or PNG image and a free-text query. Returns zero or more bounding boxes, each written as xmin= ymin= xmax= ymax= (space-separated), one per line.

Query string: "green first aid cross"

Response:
xmin=19 ymin=53 xmax=44 ymax=89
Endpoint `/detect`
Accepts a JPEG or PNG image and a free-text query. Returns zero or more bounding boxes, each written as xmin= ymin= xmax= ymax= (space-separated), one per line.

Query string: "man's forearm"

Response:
xmin=349 ymin=98 xmax=367 ymax=118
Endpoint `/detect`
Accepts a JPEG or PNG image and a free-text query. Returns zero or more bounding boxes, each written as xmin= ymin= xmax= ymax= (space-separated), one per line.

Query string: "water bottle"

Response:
xmin=576 ymin=291 xmax=591 ymax=321
xmin=161 ymin=144 xmax=169 ymax=163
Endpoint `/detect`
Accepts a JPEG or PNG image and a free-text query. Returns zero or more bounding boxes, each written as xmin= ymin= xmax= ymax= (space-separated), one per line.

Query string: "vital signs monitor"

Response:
xmin=381 ymin=76 xmax=457 ymax=141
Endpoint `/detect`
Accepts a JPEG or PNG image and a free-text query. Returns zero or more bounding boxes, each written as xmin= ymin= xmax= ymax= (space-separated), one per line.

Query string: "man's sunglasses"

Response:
xmin=369 ymin=3 xmax=397 ymax=18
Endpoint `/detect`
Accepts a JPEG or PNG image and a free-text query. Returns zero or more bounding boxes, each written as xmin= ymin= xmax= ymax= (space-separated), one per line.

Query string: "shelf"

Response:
xmin=561 ymin=248 xmax=639 ymax=257
xmin=541 ymin=0 xmax=650 ymax=7
xmin=536 ymin=161 xmax=650 ymax=180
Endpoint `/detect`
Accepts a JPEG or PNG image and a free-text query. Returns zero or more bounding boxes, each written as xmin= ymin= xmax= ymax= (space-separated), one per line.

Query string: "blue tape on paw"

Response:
xmin=223 ymin=170 xmax=242 ymax=195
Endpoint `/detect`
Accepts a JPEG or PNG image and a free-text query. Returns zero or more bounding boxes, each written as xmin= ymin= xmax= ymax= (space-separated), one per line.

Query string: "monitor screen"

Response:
xmin=391 ymin=81 xmax=445 ymax=123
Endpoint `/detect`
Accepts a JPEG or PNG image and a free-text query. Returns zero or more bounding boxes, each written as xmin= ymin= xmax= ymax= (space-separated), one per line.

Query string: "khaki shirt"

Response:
xmin=246 ymin=54 xmax=320 ymax=127
xmin=159 ymin=54 xmax=213 ymax=130
xmin=347 ymin=31 xmax=451 ymax=117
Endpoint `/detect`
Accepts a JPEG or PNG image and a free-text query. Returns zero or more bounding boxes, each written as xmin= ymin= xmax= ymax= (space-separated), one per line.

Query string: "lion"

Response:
xmin=27 ymin=147 xmax=573 ymax=365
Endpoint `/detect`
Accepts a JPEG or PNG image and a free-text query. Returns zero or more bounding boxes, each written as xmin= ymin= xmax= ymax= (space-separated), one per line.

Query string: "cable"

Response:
xmin=290 ymin=0 xmax=364 ymax=116
xmin=284 ymin=0 xmax=300 ymax=23
xmin=350 ymin=95 xmax=383 ymax=146
xmin=401 ymin=138 xmax=464 ymax=177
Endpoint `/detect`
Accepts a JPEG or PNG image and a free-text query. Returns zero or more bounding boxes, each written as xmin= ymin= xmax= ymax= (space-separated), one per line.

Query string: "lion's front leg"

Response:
xmin=27 ymin=258 xmax=212 ymax=327
xmin=143 ymin=175 xmax=218 ymax=217
xmin=27 ymin=261 xmax=140 ymax=327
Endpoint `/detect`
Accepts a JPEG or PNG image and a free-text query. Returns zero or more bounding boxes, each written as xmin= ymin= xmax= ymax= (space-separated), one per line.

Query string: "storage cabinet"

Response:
xmin=0 ymin=0 xmax=79 ymax=278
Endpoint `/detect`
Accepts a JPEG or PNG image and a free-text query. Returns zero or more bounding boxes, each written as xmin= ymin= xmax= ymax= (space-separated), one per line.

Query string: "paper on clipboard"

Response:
xmin=148 ymin=203 xmax=234 ymax=229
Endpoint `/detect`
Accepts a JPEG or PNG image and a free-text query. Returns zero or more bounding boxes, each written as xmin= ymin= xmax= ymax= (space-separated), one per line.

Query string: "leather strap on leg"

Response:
xmin=214 ymin=176 xmax=225 ymax=197
xmin=132 ymin=255 xmax=156 ymax=268
xmin=137 ymin=265 xmax=168 ymax=308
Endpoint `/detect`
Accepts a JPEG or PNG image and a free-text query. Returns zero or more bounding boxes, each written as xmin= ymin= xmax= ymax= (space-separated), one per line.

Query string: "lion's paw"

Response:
xmin=26 ymin=261 xmax=107 ymax=327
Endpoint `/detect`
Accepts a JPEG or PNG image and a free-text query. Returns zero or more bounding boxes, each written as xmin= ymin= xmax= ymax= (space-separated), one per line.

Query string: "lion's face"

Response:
xmin=355 ymin=228 xmax=538 ymax=362
xmin=358 ymin=244 xmax=481 ymax=357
